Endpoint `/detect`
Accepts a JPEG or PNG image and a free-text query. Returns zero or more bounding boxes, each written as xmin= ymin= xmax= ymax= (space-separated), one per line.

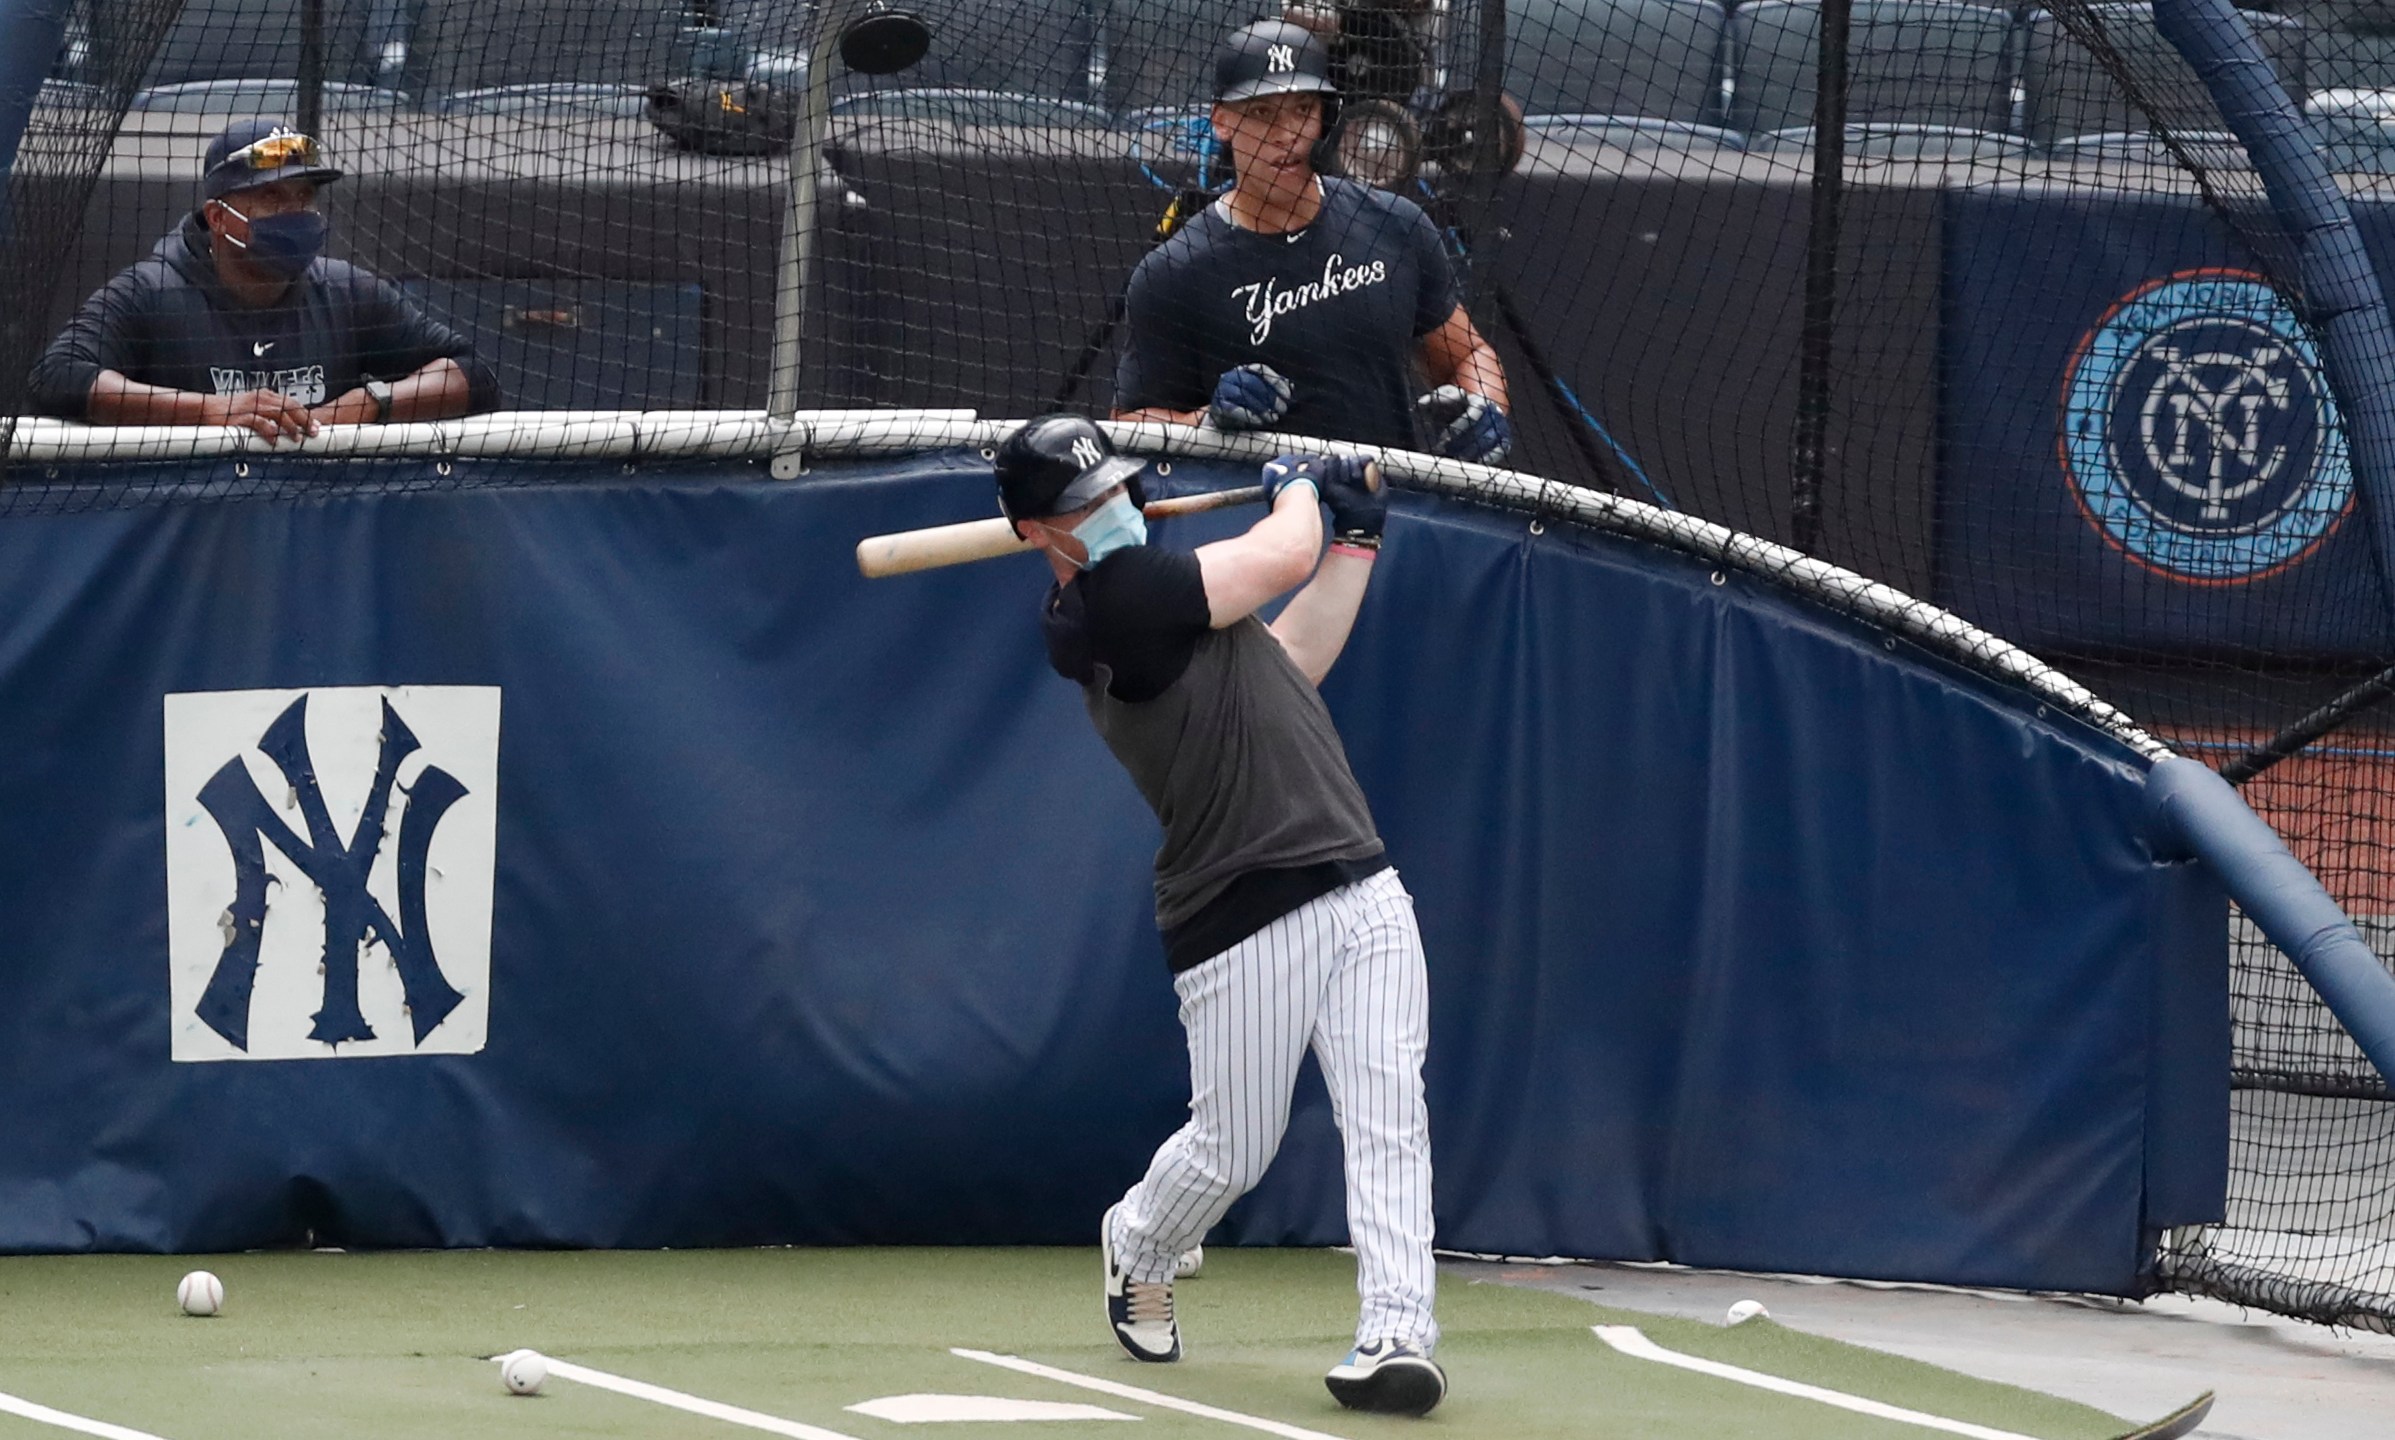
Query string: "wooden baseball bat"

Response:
xmin=856 ymin=485 xmax=1268 ymax=578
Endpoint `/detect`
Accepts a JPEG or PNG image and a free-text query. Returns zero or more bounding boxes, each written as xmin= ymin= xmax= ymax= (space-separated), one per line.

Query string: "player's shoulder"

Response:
xmin=1324 ymin=176 xmax=1430 ymax=230
xmin=311 ymin=256 xmax=397 ymax=300
xmin=1081 ymin=543 xmax=1206 ymax=624
xmin=1136 ymin=202 xmax=1236 ymax=276
xmin=1086 ymin=540 xmax=1200 ymax=593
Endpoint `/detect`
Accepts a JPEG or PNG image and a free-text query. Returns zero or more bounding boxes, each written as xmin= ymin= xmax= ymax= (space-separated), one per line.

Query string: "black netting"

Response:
xmin=3 ymin=0 xmax=2392 ymax=1328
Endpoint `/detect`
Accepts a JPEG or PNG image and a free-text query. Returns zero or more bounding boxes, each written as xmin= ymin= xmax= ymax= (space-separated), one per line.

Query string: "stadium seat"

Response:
xmin=1098 ymin=0 xmax=1277 ymax=114
xmin=2306 ymin=85 xmax=2395 ymax=171
xmin=2304 ymin=23 xmax=2395 ymax=91
xmin=1506 ymin=0 xmax=1740 ymax=150
xmin=1729 ymin=0 xmax=2020 ymax=157
xmin=838 ymin=0 xmax=1095 ymax=102
xmin=2271 ymin=0 xmax=2395 ymax=36
xmin=829 ymin=89 xmax=1113 ymax=127
xmin=130 ymin=80 xmax=408 ymax=114
xmin=406 ymin=0 xmax=692 ymax=110
xmin=68 ymin=0 xmax=397 ymax=91
xmin=2021 ymin=4 xmax=2306 ymax=155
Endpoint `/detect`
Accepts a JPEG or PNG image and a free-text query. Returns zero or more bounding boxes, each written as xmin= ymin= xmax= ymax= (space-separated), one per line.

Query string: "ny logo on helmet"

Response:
xmin=1268 ymin=43 xmax=1296 ymax=72
xmin=1071 ymin=436 xmax=1106 ymax=470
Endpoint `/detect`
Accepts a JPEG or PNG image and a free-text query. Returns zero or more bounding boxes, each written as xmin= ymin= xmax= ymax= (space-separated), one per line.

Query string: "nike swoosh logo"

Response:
xmin=252 ymin=341 xmax=274 ymax=356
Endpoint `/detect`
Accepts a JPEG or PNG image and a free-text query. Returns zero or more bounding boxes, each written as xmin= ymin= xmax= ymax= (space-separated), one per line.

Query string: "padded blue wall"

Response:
xmin=0 ymin=454 xmax=2224 ymax=1294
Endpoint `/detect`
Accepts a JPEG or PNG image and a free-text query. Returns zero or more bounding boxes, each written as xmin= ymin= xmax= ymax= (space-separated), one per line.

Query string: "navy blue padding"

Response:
xmin=0 ymin=456 xmax=2221 ymax=1294
xmin=2142 ymin=852 xmax=2231 ymax=1233
xmin=1937 ymin=191 xmax=2395 ymax=656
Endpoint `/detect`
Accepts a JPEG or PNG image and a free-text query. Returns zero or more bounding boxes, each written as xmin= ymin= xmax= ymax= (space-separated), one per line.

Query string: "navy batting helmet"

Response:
xmin=1214 ymin=20 xmax=1336 ymax=105
xmin=995 ymin=415 xmax=1147 ymax=524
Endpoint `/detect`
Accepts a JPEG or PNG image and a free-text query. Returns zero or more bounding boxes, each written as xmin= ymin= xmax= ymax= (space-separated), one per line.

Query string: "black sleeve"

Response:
xmin=1407 ymin=204 xmax=1460 ymax=339
xmin=352 ymin=276 xmax=503 ymax=412
xmin=28 ymin=266 xmax=154 ymax=418
xmin=1112 ymin=254 xmax=1206 ymax=415
xmin=1046 ymin=547 xmax=1212 ymax=702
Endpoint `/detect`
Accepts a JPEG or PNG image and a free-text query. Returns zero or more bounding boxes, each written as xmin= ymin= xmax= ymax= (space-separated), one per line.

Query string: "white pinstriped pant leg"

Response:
xmin=1313 ymin=869 xmax=1438 ymax=1352
xmin=1110 ymin=871 xmax=1439 ymax=1352
xmin=1110 ymin=895 xmax=1334 ymax=1285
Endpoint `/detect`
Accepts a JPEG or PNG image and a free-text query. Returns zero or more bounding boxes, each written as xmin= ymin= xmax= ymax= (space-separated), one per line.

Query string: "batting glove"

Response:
xmin=1417 ymin=384 xmax=1513 ymax=464
xmin=1210 ymin=363 xmax=1293 ymax=431
xmin=1317 ymin=456 xmax=1386 ymax=544
xmin=1262 ymin=453 xmax=1323 ymax=507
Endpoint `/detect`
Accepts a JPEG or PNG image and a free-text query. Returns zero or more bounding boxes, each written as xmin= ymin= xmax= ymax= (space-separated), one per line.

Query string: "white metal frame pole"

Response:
xmin=768 ymin=2 xmax=861 ymax=420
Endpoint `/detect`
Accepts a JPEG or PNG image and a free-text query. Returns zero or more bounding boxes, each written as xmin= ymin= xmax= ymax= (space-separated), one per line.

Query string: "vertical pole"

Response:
xmin=1472 ymin=0 xmax=1506 ymax=210
xmin=769 ymin=4 xmax=850 ymax=420
xmin=1791 ymin=0 xmax=1850 ymax=554
xmin=297 ymin=0 xmax=325 ymax=134
xmin=2152 ymin=0 xmax=2395 ymax=613
xmin=0 ymin=0 xmax=75 ymax=193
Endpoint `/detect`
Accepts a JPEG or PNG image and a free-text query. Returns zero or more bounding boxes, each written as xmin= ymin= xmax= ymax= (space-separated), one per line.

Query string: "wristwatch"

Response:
xmin=363 ymin=378 xmax=394 ymax=423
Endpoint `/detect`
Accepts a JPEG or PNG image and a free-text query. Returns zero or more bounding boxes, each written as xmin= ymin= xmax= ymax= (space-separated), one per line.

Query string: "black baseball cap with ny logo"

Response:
xmin=1214 ymin=20 xmax=1337 ymax=105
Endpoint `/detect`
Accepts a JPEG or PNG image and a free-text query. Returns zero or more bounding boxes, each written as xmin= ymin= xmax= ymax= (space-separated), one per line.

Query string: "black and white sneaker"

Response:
xmin=1100 ymin=1204 xmax=1181 ymax=1362
xmin=1325 ymin=1338 xmax=1446 ymax=1416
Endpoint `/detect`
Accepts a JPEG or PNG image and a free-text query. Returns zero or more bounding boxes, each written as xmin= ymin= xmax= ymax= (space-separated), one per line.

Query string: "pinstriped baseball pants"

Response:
xmin=1108 ymin=867 xmax=1438 ymax=1352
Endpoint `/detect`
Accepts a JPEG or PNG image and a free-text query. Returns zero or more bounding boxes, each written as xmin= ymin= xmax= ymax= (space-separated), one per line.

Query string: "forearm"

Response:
xmin=1451 ymin=337 xmax=1508 ymax=414
xmin=1112 ymin=405 xmax=1207 ymax=427
xmin=1269 ymin=545 xmax=1374 ymax=685
xmin=84 ymin=372 xmax=218 ymax=426
xmin=316 ymin=358 xmax=475 ymax=426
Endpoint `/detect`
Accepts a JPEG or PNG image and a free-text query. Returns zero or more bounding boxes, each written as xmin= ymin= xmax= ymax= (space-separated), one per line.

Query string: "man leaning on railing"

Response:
xmin=27 ymin=118 xmax=499 ymax=444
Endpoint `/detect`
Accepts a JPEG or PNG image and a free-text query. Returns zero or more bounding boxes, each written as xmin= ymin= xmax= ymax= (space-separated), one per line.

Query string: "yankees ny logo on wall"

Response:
xmin=164 ymin=686 xmax=501 ymax=1061
xmin=2059 ymin=268 xmax=2353 ymax=583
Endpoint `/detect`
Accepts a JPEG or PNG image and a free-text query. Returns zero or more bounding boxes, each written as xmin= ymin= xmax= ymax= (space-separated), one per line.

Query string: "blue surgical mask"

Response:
xmin=220 ymin=205 xmax=327 ymax=281
xmin=1071 ymin=493 xmax=1148 ymax=569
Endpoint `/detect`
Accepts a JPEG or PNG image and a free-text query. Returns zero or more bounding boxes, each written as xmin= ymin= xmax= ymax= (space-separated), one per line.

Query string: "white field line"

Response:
xmin=950 ymin=1349 xmax=1346 ymax=1440
xmin=520 ymin=1355 xmax=866 ymax=1440
xmin=0 ymin=1389 xmax=176 ymax=1440
xmin=1591 ymin=1327 xmax=2042 ymax=1440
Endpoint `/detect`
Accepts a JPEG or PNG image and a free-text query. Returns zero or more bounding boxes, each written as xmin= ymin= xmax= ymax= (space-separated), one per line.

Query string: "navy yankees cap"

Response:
xmin=1215 ymin=20 xmax=1336 ymax=106
xmin=995 ymin=415 xmax=1146 ymax=524
xmin=201 ymin=119 xmax=343 ymax=201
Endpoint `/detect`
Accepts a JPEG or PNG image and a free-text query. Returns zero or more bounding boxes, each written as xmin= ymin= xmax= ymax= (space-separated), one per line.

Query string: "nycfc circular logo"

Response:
xmin=2060 ymin=269 xmax=2352 ymax=583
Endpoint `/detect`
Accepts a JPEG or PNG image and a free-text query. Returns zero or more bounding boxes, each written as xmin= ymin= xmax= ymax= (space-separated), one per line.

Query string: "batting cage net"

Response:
xmin=3 ymin=0 xmax=2393 ymax=1328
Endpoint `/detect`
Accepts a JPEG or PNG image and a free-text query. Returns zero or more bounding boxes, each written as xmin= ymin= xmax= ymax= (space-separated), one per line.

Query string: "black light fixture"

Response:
xmin=838 ymin=3 xmax=931 ymax=76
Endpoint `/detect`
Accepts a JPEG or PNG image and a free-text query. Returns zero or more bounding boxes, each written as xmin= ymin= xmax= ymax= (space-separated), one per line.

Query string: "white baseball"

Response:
xmin=1175 ymin=1245 xmax=1204 ymax=1279
xmin=500 ymin=1350 xmax=549 ymax=1396
xmin=176 ymin=1270 xmax=224 ymax=1317
xmin=1725 ymin=1299 xmax=1769 ymax=1326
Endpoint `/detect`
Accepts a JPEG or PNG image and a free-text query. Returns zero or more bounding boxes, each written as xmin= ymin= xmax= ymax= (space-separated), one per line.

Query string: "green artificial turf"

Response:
xmin=0 ymin=1248 xmax=2164 ymax=1439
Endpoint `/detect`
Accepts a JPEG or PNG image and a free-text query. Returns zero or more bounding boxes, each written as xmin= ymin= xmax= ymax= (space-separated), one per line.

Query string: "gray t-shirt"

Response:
xmin=1113 ymin=177 xmax=1459 ymax=450
xmin=1043 ymin=545 xmax=1385 ymax=964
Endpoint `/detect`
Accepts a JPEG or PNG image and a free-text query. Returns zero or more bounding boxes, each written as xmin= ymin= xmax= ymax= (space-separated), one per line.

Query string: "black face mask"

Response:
xmin=218 ymin=204 xmax=327 ymax=280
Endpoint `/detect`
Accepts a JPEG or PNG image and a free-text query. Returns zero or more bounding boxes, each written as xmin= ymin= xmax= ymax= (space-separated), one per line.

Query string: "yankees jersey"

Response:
xmin=1114 ymin=177 xmax=1459 ymax=450
xmin=1043 ymin=545 xmax=1387 ymax=971
xmin=29 ymin=213 xmax=498 ymax=418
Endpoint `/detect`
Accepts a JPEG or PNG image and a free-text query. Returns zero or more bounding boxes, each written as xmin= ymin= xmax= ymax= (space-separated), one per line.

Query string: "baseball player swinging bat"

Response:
xmin=858 ymin=481 xmax=1303 ymax=578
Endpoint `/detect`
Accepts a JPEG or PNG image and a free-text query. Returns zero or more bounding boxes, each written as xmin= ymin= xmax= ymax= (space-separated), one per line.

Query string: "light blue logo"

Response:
xmin=2060 ymin=271 xmax=2352 ymax=583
